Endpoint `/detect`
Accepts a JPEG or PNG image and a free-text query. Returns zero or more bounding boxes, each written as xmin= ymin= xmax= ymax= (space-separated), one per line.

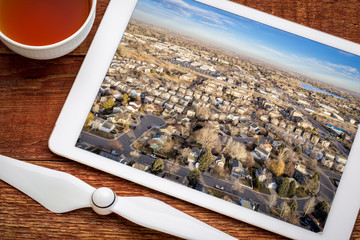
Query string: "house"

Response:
xmin=164 ymin=102 xmax=174 ymax=110
xmin=127 ymin=100 xmax=141 ymax=112
xmin=160 ymin=92 xmax=171 ymax=101
xmin=231 ymin=160 xmax=246 ymax=179
xmin=130 ymin=89 xmax=141 ymax=97
xmin=259 ymin=143 xmax=272 ymax=153
xmin=108 ymin=112 xmax=131 ymax=125
xmin=321 ymin=158 xmax=334 ymax=168
xmin=270 ymin=118 xmax=279 ymax=126
xmin=154 ymin=97 xmax=165 ymax=106
xmin=144 ymin=95 xmax=155 ymax=103
xmin=95 ymin=119 xmax=115 ymax=133
xmin=160 ymin=125 xmax=178 ymax=136
xmin=174 ymin=104 xmax=185 ymax=114
xmin=148 ymin=133 xmax=168 ymax=151
xmin=179 ymin=99 xmax=189 ymax=107
xmin=334 ymin=162 xmax=345 ymax=173
xmin=302 ymin=132 xmax=312 ymax=140
xmin=310 ymin=135 xmax=320 ymax=145
xmin=321 ymin=140 xmax=331 ymax=148
xmin=335 ymin=155 xmax=347 ymax=165
xmin=215 ymin=154 xmax=225 ymax=168
xmin=252 ymin=147 xmax=270 ymax=162
xmin=188 ymin=147 xmax=201 ymax=164
xmin=187 ymin=109 xmax=196 ymax=118
xmin=256 ymin=168 xmax=273 ymax=184
xmin=249 ymin=123 xmax=260 ymax=135
xmin=260 ymin=115 xmax=269 ymax=122
xmin=294 ymin=163 xmax=310 ymax=176
xmin=272 ymin=140 xmax=284 ymax=149
xmin=170 ymin=95 xmax=180 ymax=103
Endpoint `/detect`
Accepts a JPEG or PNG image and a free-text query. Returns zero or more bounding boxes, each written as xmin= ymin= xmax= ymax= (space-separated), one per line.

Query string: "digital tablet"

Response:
xmin=49 ymin=0 xmax=360 ymax=239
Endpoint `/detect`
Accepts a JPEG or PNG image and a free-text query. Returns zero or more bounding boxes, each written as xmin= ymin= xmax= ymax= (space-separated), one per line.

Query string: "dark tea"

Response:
xmin=0 ymin=0 xmax=91 ymax=46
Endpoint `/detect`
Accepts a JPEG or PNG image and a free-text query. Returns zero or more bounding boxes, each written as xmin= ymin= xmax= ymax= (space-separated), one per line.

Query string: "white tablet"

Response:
xmin=49 ymin=0 xmax=360 ymax=239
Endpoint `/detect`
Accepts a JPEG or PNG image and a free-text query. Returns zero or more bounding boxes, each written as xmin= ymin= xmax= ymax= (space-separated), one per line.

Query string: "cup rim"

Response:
xmin=0 ymin=0 xmax=97 ymax=50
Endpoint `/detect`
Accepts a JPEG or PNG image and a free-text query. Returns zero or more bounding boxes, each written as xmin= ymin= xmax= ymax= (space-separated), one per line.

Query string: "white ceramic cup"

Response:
xmin=0 ymin=0 xmax=97 ymax=60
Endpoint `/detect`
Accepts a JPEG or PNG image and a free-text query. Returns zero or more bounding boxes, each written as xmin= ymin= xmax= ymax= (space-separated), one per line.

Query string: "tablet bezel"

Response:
xmin=49 ymin=0 xmax=360 ymax=239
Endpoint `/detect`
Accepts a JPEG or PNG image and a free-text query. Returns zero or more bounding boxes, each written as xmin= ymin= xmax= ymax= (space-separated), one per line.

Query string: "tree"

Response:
xmin=304 ymin=174 xmax=319 ymax=193
xmin=169 ymin=162 xmax=181 ymax=175
xmin=313 ymin=201 xmax=329 ymax=223
xmin=195 ymin=105 xmax=211 ymax=120
xmin=129 ymin=150 xmax=140 ymax=158
xmin=160 ymin=138 xmax=175 ymax=154
xmin=252 ymin=177 xmax=260 ymax=189
xmin=150 ymin=158 xmax=164 ymax=174
xmin=194 ymin=126 xmax=219 ymax=151
xmin=121 ymin=93 xmax=130 ymax=105
xmin=179 ymin=147 xmax=191 ymax=161
xmin=267 ymin=194 xmax=277 ymax=209
xmin=222 ymin=138 xmax=247 ymax=162
xmin=303 ymin=197 xmax=316 ymax=216
xmin=187 ymin=169 xmax=200 ymax=187
xmin=284 ymin=162 xmax=295 ymax=177
xmin=288 ymin=180 xmax=296 ymax=197
xmin=107 ymin=140 xmax=123 ymax=152
xmin=198 ymin=150 xmax=213 ymax=172
xmin=84 ymin=112 xmax=94 ymax=127
xmin=277 ymin=178 xmax=290 ymax=197
xmin=288 ymin=199 xmax=298 ymax=213
xmin=266 ymin=158 xmax=285 ymax=177
xmin=103 ymin=98 xmax=115 ymax=109
xmin=253 ymin=137 xmax=259 ymax=147
xmin=242 ymin=153 xmax=255 ymax=169
xmin=280 ymin=201 xmax=291 ymax=220
xmin=231 ymin=179 xmax=244 ymax=193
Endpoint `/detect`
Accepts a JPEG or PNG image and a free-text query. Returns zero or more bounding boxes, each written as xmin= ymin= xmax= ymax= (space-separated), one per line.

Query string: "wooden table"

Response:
xmin=0 ymin=0 xmax=359 ymax=239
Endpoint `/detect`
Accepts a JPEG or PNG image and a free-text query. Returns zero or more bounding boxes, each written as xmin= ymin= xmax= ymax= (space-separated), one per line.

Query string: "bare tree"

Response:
xmin=229 ymin=126 xmax=239 ymax=136
xmin=222 ymin=138 xmax=247 ymax=161
xmin=287 ymin=212 xmax=300 ymax=225
xmin=108 ymin=140 xmax=123 ymax=152
xmin=161 ymin=138 xmax=175 ymax=154
xmin=129 ymin=150 xmax=140 ymax=158
xmin=280 ymin=201 xmax=291 ymax=220
xmin=267 ymin=193 xmax=278 ymax=209
xmin=169 ymin=162 xmax=181 ymax=175
xmin=194 ymin=126 xmax=219 ymax=150
xmin=195 ymin=105 xmax=211 ymax=120
xmin=242 ymin=153 xmax=255 ymax=169
xmin=303 ymin=197 xmax=316 ymax=216
xmin=179 ymin=147 xmax=191 ymax=161
xmin=231 ymin=179 xmax=244 ymax=194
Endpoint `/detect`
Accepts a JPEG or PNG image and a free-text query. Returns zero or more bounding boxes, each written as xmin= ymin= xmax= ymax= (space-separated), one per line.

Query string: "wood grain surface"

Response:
xmin=0 ymin=0 xmax=359 ymax=239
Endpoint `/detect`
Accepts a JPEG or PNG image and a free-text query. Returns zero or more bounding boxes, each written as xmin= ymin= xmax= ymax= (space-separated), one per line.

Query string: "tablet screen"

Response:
xmin=76 ymin=0 xmax=360 ymax=233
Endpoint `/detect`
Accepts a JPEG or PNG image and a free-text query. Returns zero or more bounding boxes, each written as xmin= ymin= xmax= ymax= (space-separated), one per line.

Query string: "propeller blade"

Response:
xmin=0 ymin=155 xmax=235 ymax=239
xmin=0 ymin=154 xmax=94 ymax=213
xmin=112 ymin=196 xmax=236 ymax=240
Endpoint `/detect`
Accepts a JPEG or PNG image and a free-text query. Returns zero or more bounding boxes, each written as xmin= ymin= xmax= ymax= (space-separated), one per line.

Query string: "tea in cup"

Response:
xmin=0 ymin=0 xmax=96 ymax=59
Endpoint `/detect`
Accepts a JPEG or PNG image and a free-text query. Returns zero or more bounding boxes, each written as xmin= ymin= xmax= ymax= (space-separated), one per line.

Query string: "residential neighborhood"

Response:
xmin=76 ymin=19 xmax=360 ymax=233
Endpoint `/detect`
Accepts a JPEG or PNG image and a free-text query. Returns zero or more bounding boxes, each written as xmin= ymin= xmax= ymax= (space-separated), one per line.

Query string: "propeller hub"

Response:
xmin=91 ymin=187 xmax=117 ymax=215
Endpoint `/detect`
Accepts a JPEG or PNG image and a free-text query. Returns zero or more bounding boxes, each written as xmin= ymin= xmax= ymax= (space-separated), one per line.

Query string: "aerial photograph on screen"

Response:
xmin=76 ymin=0 xmax=360 ymax=233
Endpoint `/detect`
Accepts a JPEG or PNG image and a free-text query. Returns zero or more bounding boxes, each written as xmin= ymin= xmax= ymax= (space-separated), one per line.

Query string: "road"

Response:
xmin=80 ymin=114 xmax=165 ymax=156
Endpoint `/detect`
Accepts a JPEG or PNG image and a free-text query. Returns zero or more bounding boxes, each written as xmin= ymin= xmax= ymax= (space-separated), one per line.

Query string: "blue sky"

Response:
xmin=132 ymin=0 xmax=360 ymax=94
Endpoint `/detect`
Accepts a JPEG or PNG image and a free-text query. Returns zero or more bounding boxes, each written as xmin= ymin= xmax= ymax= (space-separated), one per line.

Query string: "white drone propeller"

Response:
xmin=0 ymin=155 xmax=235 ymax=240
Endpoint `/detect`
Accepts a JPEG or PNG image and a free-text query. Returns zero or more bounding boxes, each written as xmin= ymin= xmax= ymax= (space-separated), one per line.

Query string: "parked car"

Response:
xmin=215 ymin=184 xmax=224 ymax=190
xmin=150 ymin=154 xmax=157 ymax=159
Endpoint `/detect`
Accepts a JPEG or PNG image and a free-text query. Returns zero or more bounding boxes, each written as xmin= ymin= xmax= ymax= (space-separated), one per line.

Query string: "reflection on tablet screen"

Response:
xmin=76 ymin=0 xmax=360 ymax=233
